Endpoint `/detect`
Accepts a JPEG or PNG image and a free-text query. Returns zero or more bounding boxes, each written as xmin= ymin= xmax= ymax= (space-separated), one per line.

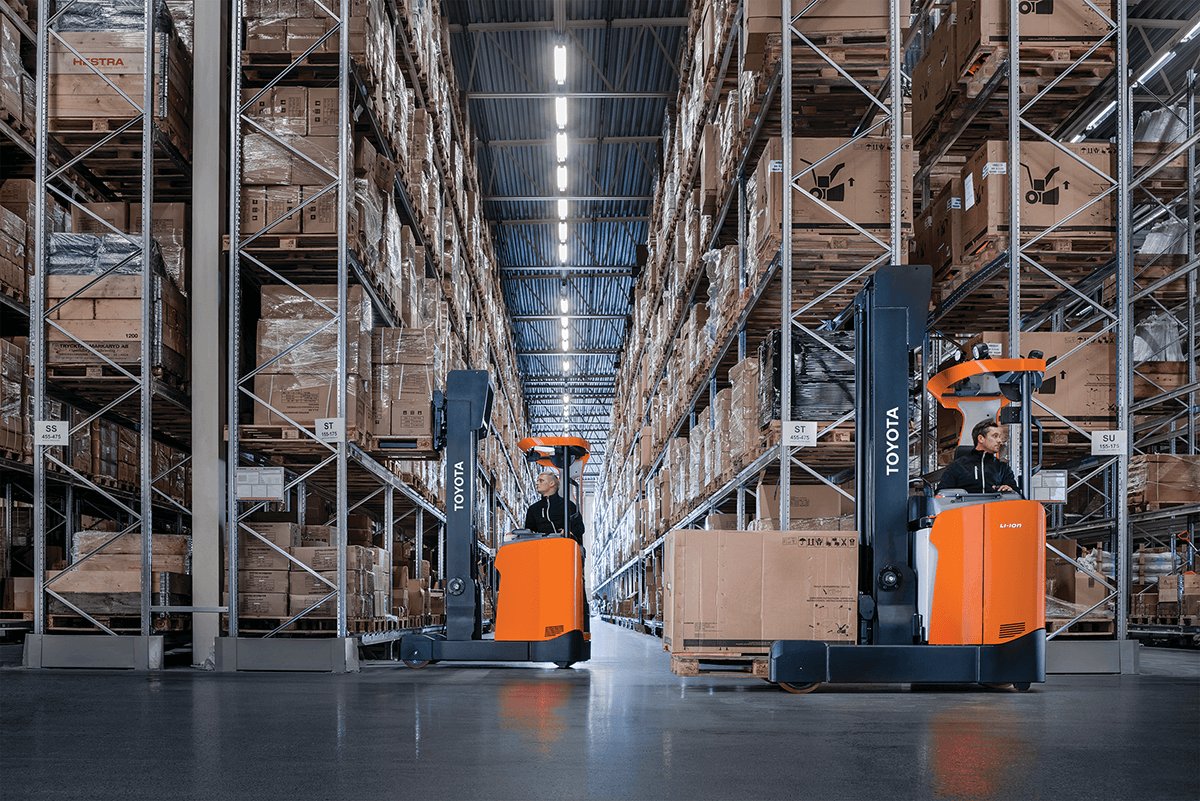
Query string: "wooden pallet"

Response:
xmin=1045 ymin=617 xmax=1114 ymax=637
xmin=47 ymin=613 xmax=187 ymax=633
xmin=233 ymin=423 xmax=370 ymax=452
xmin=669 ymin=652 xmax=771 ymax=679
xmin=0 ymin=610 xmax=34 ymax=622
xmin=369 ymin=435 xmax=437 ymax=459
xmin=47 ymin=116 xmax=192 ymax=180
xmin=0 ymin=275 xmax=27 ymax=305
xmin=230 ymin=614 xmax=400 ymax=636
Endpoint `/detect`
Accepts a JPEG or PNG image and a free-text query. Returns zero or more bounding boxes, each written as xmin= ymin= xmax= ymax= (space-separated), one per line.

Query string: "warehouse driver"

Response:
xmin=524 ymin=471 xmax=585 ymax=544
xmin=939 ymin=420 xmax=1018 ymax=494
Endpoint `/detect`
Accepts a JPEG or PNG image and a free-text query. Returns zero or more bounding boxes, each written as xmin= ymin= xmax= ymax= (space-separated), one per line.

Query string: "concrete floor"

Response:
xmin=1 ymin=621 xmax=1198 ymax=801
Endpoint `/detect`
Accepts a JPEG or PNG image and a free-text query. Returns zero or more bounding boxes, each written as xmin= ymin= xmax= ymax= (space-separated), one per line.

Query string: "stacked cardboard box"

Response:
xmin=752 ymin=136 xmax=914 ymax=258
xmin=0 ymin=338 xmax=24 ymax=456
xmin=45 ymin=234 xmax=188 ymax=379
xmin=0 ymin=205 xmax=26 ymax=299
xmin=914 ymin=0 xmax=1114 ymax=144
xmin=253 ymin=284 xmax=373 ymax=431
xmin=45 ymin=0 xmax=193 ymax=152
xmin=1129 ymin=455 xmax=1200 ymax=510
xmin=663 ymin=529 xmax=858 ymax=655
xmin=71 ymin=202 xmax=189 ymax=294
xmin=754 ymin=481 xmax=855 ymax=530
xmin=48 ymin=531 xmax=191 ymax=613
xmin=959 ymin=141 xmax=1115 ymax=262
xmin=372 ymin=328 xmax=435 ymax=439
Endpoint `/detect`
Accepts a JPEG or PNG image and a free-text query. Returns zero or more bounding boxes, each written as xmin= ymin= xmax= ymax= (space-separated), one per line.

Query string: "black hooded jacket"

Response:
xmin=523 ymin=493 xmax=585 ymax=543
xmin=938 ymin=446 xmax=1019 ymax=494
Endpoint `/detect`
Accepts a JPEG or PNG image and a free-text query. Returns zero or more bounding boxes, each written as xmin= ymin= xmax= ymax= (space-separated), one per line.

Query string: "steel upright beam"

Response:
xmin=779 ymin=1 xmax=793 ymax=529
xmin=1114 ymin=0 xmax=1132 ymax=641
xmin=334 ymin=0 xmax=351 ymax=641
xmin=1007 ymin=0 xmax=1023 ymax=478
xmin=30 ymin=0 xmax=48 ymax=639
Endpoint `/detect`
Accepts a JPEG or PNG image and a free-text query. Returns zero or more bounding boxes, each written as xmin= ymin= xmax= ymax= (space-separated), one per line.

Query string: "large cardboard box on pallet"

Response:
xmin=959 ymin=140 xmax=1115 ymax=261
xmin=744 ymin=0 xmax=911 ymax=68
xmin=956 ymin=0 xmax=1114 ymax=81
xmin=915 ymin=177 xmax=963 ymax=277
xmin=755 ymin=137 xmax=913 ymax=251
xmin=969 ymin=330 xmax=1116 ymax=419
xmin=0 ymin=337 xmax=24 ymax=456
xmin=1130 ymin=455 xmax=1200 ymax=508
xmin=663 ymin=529 xmax=858 ymax=655
xmin=913 ymin=11 xmax=958 ymax=141
xmin=756 ymin=482 xmax=855 ymax=521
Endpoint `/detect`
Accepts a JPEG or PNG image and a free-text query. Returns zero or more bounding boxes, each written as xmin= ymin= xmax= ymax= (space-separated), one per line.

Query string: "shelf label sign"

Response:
xmin=235 ymin=467 xmax=285 ymax=502
xmin=315 ymin=418 xmax=345 ymax=444
xmin=1090 ymin=430 xmax=1127 ymax=456
xmin=34 ymin=420 xmax=69 ymax=446
xmin=784 ymin=421 xmax=817 ymax=448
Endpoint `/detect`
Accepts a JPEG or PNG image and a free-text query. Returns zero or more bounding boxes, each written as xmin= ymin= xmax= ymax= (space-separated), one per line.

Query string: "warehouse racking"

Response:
xmin=2 ymin=0 xmax=543 ymax=671
xmin=591 ymin=1 xmax=1198 ymax=664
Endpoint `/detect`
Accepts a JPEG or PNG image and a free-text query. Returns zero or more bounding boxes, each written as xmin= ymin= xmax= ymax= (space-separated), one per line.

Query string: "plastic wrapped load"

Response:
xmin=758 ymin=328 xmax=855 ymax=426
xmin=46 ymin=234 xmax=186 ymax=375
xmin=56 ymin=0 xmax=172 ymax=32
xmin=0 ymin=338 xmax=23 ymax=455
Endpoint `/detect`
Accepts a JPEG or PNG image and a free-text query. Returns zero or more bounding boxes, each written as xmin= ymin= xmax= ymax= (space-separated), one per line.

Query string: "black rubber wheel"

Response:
xmin=402 ymin=658 xmax=430 ymax=669
xmin=982 ymin=682 xmax=1015 ymax=691
xmin=555 ymin=662 xmax=574 ymax=669
xmin=1014 ymin=682 xmax=1032 ymax=692
xmin=777 ymin=681 xmax=821 ymax=694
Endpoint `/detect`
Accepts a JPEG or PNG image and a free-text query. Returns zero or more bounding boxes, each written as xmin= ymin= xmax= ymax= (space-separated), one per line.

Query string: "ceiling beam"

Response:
xmin=483 ymin=135 xmax=660 ymax=148
xmin=485 ymin=195 xmax=652 ymax=202
xmin=449 ymin=18 xmax=689 ymax=33
xmin=468 ymin=91 xmax=672 ymax=99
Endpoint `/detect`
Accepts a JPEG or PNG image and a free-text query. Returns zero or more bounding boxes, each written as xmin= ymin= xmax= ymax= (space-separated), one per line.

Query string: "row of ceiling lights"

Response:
xmin=554 ymin=45 xmax=572 ymax=421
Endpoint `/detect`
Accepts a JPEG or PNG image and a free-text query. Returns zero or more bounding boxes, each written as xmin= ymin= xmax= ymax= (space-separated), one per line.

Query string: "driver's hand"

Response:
xmin=996 ymin=485 xmax=1014 ymax=492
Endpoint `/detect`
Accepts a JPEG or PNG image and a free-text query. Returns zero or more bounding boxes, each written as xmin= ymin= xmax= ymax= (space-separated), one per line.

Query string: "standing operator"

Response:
xmin=524 ymin=471 xmax=585 ymax=543
xmin=939 ymin=419 xmax=1018 ymax=494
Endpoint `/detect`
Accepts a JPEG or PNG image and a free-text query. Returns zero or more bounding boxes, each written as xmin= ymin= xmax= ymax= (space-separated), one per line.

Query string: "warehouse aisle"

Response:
xmin=1 ymin=622 xmax=1197 ymax=801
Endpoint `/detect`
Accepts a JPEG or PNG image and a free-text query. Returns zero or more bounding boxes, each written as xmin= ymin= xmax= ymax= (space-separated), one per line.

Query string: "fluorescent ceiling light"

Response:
xmin=554 ymin=45 xmax=567 ymax=84
xmin=562 ymin=359 xmax=571 ymax=372
xmin=560 ymin=314 xmax=569 ymax=328
xmin=559 ymin=296 xmax=569 ymax=313
xmin=558 ymin=242 xmax=568 ymax=263
xmin=1183 ymin=19 xmax=1200 ymax=43
xmin=561 ymin=340 xmax=569 ymax=353
xmin=558 ymin=222 xmax=568 ymax=243
xmin=1135 ymin=51 xmax=1176 ymax=86
xmin=562 ymin=393 xmax=570 ymax=404
xmin=555 ymin=96 xmax=568 ymax=128
xmin=557 ymin=198 xmax=569 ymax=220
xmin=556 ymin=164 xmax=568 ymax=191
xmin=556 ymin=131 xmax=568 ymax=161
xmin=1083 ymin=100 xmax=1116 ymax=132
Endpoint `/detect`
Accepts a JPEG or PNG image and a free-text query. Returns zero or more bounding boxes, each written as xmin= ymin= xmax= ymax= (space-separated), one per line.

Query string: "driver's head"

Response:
xmin=535 ymin=471 xmax=560 ymax=497
xmin=972 ymin=420 xmax=1007 ymax=455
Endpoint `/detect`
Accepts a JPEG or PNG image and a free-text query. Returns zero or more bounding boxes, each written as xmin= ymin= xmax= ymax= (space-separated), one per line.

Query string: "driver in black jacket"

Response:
xmin=523 ymin=471 xmax=585 ymax=544
xmin=939 ymin=419 xmax=1018 ymax=494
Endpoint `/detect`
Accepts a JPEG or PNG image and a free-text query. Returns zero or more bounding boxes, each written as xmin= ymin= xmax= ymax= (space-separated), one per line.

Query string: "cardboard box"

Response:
xmin=246 ymin=522 xmax=301 ymax=548
xmin=308 ymin=88 xmax=339 ymax=136
xmin=755 ymin=137 xmax=913 ymax=249
xmin=756 ymin=482 xmax=855 ymax=520
xmin=301 ymin=525 xmax=332 ymax=546
xmin=237 ymin=543 xmax=292 ymax=571
xmin=235 ymin=592 xmax=288 ymax=617
xmin=288 ymin=569 xmax=343 ymax=596
xmin=252 ymin=373 xmax=368 ymax=428
xmin=290 ymin=545 xmax=372 ymax=572
xmin=373 ymin=364 xmax=433 ymax=437
xmin=300 ymin=185 xmax=337 ymax=233
xmin=663 ymin=529 xmax=859 ymax=654
xmin=70 ymin=203 xmax=129 ymax=234
xmin=1073 ymin=569 xmax=1109 ymax=610
xmin=957 ymin=0 xmax=1114 ymax=78
xmin=238 ymin=570 xmax=289 ymax=594
xmin=241 ymin=86 xmax=307 ymax=135
xmin=241 ymin=186 xmax=268 ymax=234
xmin=913 ymin=13 xmax=957 ymax=139
xmin=960 ymin=141 xmax=1115 ymax=259
xmin=266 ymin=186 xmax=301 ymax=234
xmin=966 ymin=330 xmax=1116 ymax=421
xmin=1133 ymin=455 xmax=1200 ymax=507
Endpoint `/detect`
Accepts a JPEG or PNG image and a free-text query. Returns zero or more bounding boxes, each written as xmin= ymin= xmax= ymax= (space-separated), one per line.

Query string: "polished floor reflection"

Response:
xmin=1 ymin=621 xmax=1197 ymax=800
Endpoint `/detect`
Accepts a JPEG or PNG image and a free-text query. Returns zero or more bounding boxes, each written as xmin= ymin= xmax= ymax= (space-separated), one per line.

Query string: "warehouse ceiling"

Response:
xmin=446 ymin=0 xmax=688 ymax=472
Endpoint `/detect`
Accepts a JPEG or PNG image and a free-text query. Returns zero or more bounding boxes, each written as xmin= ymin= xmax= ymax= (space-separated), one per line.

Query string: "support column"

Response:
xmin=191 ymin=1 xmax=229 ymax=668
